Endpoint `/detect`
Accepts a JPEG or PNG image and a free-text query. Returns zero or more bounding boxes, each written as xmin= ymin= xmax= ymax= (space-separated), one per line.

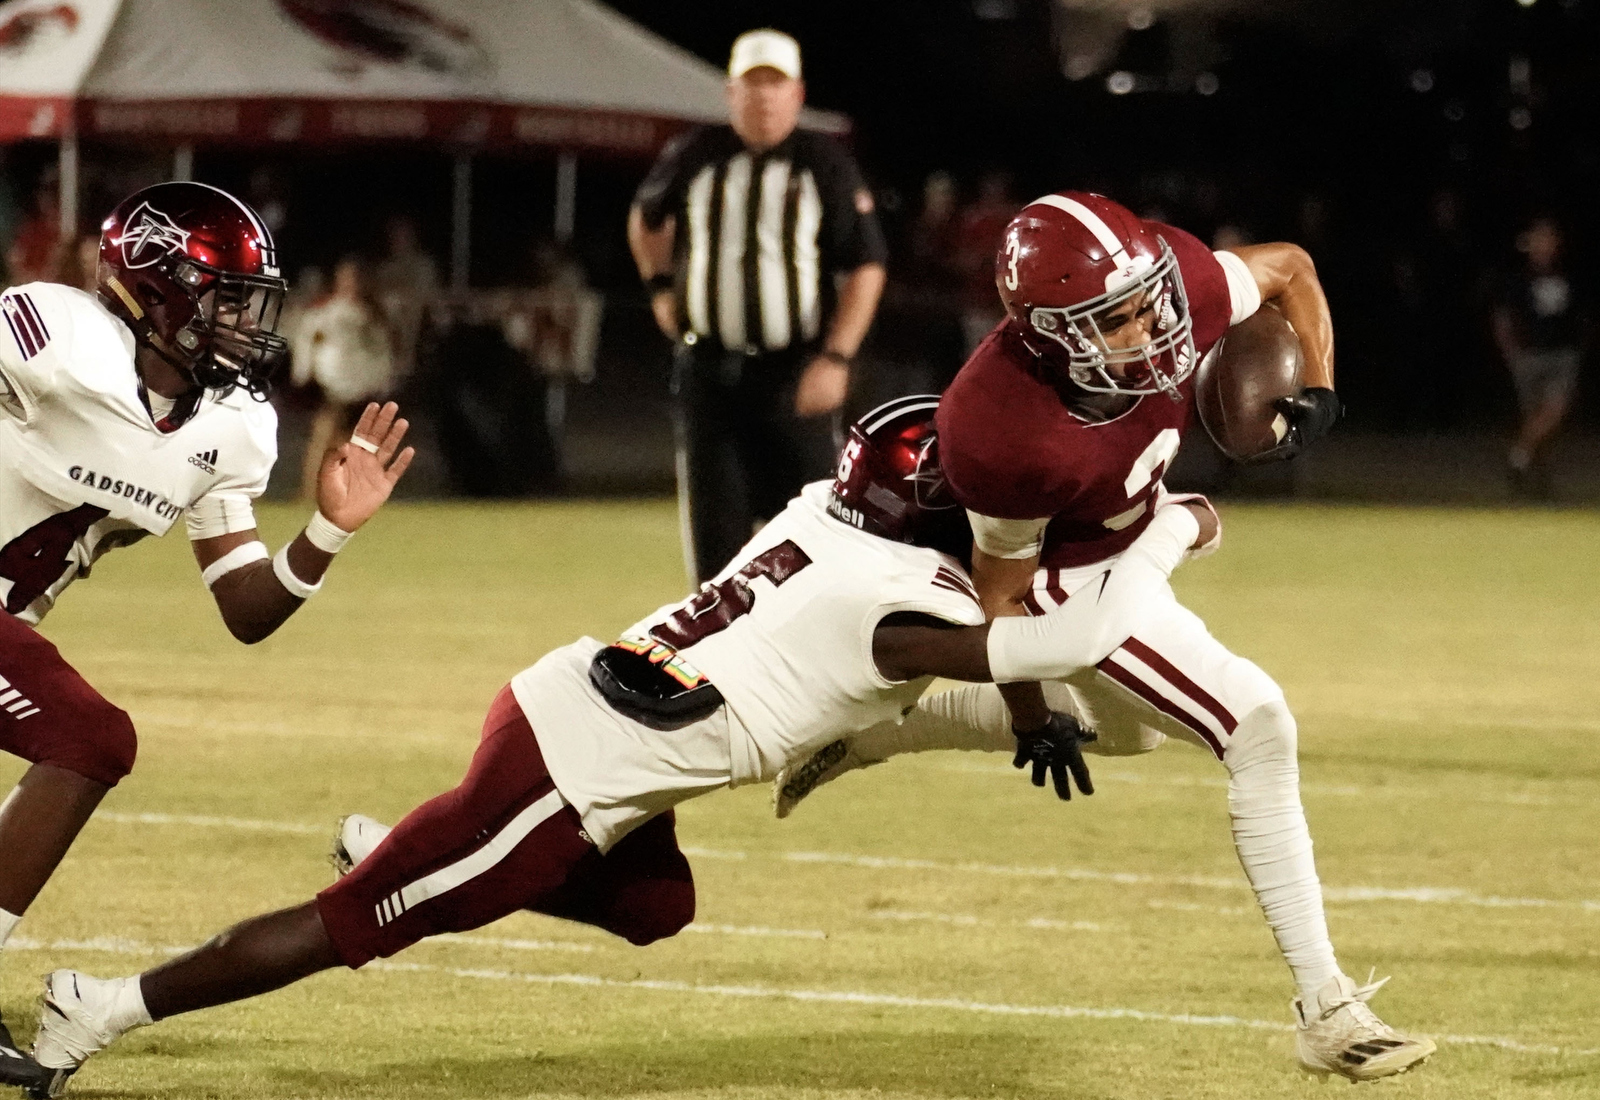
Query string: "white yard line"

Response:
xmin=88 ymin=813 xmax=1600 ymax=914
xmin=12 ymin=936 xmax=1594 ymax=1058
xmin=685 ymin=923 xmax=828 ymax=940
xmin=96 ymin=811 xmax=324 ymax=835
xmin=367 ymin=961 xmax=1600 ymax=1059
xmin=869 ymin=910 xmax=1102 ymax=932
xmin=935 ymin=760 xmax=1583 ymax=807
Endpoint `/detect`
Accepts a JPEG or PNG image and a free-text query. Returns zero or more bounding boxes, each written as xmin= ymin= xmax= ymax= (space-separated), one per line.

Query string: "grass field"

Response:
xmin=3 ymin=498 xmax=1599 ymax=1099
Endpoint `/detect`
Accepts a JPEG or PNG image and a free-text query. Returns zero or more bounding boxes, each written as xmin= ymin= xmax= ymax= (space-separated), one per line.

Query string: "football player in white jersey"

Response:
xmin=22 ymin=398 xmax=1215 ymax=1097
xmin=0 ymin=182 xmax=412 ymax=1085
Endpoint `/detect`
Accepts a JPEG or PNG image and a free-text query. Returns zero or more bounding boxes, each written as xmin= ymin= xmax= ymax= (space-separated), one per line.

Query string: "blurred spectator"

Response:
xmin=1492 ymin=216 xmax=1589 ymax=498
xmin=290 ymin=255 xmax=395 ymax=499
xmin=1413 ymin=188 xmax=1479 ymax=431
xmin=54 ymin=233 xmax=101 ymax=294
xmin=524 ymin=239 xmax=601 ymax=383
xmin=907 ymin=171 xmax=959 ymax=284
xmin=246 ymin=166 xmax=290 ymax=238
xmin=373 ymin=215 xmax=439 ymax=384
xmin=5 ymin=172 xmax=63 ymax=285
xmin=952 ymin=170 xmax=1017 ymax=353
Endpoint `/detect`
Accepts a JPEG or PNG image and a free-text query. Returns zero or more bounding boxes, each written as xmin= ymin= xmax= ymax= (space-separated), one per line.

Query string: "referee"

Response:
xmin=628 ymin=29 xmax=888 ymax=584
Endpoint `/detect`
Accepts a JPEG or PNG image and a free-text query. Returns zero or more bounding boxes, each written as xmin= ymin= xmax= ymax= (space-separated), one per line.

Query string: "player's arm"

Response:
xmin=967 ymin=513 xmax=1053 ymax=730
xmin=1224 ymin=243 xmax=1332 ymax=389
xmin=874 ymin=503 xmax=1210 ymax=685
xmin=192 ymin=402 xmax=414 ymax=644
xmin=1224 ymin=243 xmax=1341 ymax=457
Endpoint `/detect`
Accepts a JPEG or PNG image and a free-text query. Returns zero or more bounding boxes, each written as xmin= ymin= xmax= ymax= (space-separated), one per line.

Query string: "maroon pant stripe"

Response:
xmin=1045 ymin=567 xmax=1068 ymax=607
xmin=1097 ymin=656 xmax=1225 ymax=759
xmin=1120 ymin=637 xmax=1238 ymax=735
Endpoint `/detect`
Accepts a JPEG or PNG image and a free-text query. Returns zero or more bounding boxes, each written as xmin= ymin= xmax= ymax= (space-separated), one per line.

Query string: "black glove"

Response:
xmin=1012 ymin=712 xmax=1097 ymax=800
xmin=1260 ymin=387 xmax=1341 ymax=462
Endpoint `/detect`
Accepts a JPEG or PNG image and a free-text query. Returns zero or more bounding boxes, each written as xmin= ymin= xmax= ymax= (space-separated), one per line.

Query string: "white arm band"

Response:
xmin=272 ymin=543 xmax=323 ymax=600
xmin=968 ymin=511 xmax=1051 ymax=560
xmin=985 ymin=506 xmax=1200 ymax=683
xmin=304 ymin=511 xmax=353 ymax=554
xmin=200 ymin=541 xmax=269 ymax=590
xmin=1214 ymin=249 xmax=1263 ymax=326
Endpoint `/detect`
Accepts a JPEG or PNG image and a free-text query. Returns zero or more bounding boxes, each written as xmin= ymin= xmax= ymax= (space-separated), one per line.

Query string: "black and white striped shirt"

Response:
xmin=635 ymin=126 xmax=887 ymax=354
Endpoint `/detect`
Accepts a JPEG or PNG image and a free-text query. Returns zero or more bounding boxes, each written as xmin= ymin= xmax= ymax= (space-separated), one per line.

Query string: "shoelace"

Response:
xmin=1316 ymin=970 xmax=1401 ymax=1042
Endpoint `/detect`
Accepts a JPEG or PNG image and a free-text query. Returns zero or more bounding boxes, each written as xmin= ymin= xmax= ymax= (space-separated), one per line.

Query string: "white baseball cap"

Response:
xmin=728 ymin=29 xmax=802 ymax=80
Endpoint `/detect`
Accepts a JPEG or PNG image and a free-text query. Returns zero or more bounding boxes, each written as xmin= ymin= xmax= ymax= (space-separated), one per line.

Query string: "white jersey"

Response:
xmin=0 ymin=282 xmax=276 ymax=624
xmin=513 ymin=481 xmax=985 ymax=850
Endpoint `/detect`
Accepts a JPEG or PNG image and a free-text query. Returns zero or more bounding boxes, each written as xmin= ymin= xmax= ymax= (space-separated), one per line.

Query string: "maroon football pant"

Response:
xmin=0 ymin=609 xmax=137 ymax=786
xmin=316 ymin=685 xmax=696 ymax=968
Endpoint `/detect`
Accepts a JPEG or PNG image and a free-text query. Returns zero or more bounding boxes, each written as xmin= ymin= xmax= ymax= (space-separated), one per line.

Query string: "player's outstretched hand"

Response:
xmin=1261 ymin=387 xmax=1341 ymax=461
xmin=1012 ymin=711 xmax=1097 ymax=801
xmin=316 ymin=402 xmax=415 ymax=532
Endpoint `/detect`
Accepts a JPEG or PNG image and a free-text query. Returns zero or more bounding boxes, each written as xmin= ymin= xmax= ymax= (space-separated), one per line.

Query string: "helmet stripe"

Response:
xmin=861 ymin=394 xmax=940 ymax=435
xmin=188 ymin=181 xmax=275 ymax=248
xmin=1026 ymin=194 xmax=1129 ymax=266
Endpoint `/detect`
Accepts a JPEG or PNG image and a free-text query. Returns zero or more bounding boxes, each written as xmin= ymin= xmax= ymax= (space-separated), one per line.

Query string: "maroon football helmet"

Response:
xmin=828 ymin=395 xmax=967 ymax=553
xmin=996 ymin=191 xmax=1195 ymax=400
xmin=97 ymin=182 xmax=289 ymax=396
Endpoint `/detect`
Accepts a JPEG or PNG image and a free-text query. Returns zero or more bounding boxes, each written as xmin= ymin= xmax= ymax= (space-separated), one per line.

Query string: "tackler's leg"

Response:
xmin=31 ymin=685 xmax=597 ymax=1097
xmin=1 ymin=613 xmax=137 ymax=1090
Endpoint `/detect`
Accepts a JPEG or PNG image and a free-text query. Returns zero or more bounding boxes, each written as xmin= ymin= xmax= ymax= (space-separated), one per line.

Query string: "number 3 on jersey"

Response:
xmin=1104 ymin=429 xmax=1180 ymax=532
xmin=0 ymin=505 xmax=108 ymax=614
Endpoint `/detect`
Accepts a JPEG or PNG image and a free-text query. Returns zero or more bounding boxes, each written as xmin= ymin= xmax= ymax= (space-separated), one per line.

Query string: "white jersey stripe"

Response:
xmin=1026 ymin=195 xmax=1130 ymax=266
xmin=793 ymin=171 xmax=823 ymax=341
xmin=755 ymin=157 xmax=793 ymax=351
xmin=394 ymin=788 xmax=567 ymax=914
xmin=683 ymin=167 xmax=716 ymax=337
xmin=716 ymin=153 xmax=753 ymax=349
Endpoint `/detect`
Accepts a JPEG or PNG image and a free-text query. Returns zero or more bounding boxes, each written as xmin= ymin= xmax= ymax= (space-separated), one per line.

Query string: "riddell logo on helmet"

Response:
xmin=119 ymin=203 xmax=192 ymax=269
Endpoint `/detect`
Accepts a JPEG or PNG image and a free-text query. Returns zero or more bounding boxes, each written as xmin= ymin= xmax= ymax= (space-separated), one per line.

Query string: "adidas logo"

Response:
xmin=188 ymin=448 xmax=218 ymax=474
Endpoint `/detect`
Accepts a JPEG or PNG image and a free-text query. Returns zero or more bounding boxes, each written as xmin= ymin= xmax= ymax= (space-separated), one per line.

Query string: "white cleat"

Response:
xmin=33 ymin=970 xmax=143 ymax=1098
xmin=330 ymin=813 xmax=392 ymax=877
xmin=1293 ymin=972 xmax=1436 ymax=1082
xmin=772 ymin=739 xmax=879 ymax=819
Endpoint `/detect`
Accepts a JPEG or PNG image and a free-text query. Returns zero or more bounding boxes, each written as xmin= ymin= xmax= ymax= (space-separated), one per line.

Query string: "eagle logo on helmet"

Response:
xmin=118 ymin=203 xmax=192 ymax=270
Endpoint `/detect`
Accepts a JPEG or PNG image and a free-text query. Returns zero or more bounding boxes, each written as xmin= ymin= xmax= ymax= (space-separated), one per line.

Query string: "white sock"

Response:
xmin=1224 ymin=701 xmax=1340 ymax=1003
xmin=107 ymin=976 xmax=153 ymax=1033
xmin=0 ymin=907 xmax=19 ymax=953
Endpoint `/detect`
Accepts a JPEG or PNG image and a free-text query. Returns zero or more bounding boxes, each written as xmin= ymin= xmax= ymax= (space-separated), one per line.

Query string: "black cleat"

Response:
xmin=0 ymin=1012 xmax=47 ymax=1092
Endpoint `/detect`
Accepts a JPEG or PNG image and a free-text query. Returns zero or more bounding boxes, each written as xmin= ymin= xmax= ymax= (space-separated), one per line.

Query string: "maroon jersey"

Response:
xmin=937 ymin=223 xmax=1236 ymax=570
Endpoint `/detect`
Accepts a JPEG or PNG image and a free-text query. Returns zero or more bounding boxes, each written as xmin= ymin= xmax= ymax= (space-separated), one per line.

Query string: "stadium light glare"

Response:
xmin=1107 ymin=71 xmax=1136 ymax=95
xmin=1195 ymin=72 xmax=1220 ymax=96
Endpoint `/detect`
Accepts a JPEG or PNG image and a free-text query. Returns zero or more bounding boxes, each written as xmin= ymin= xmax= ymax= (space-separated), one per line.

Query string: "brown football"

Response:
xmin=1194 ymin=306 xmax=1303 ymax=463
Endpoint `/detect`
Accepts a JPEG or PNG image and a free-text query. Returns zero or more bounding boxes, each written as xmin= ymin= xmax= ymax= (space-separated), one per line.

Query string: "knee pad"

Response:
xmin=620 ymin=879 xmax=696 ymax=947
xmin=47 ymin=700 xmax=138 ymax=787
xmin=1229 ymin=700 xmax=1296 ymax=761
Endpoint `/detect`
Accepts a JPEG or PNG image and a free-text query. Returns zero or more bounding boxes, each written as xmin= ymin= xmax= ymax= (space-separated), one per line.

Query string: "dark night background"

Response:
xmin=4 ymin=0 xmax=1598 ymax=468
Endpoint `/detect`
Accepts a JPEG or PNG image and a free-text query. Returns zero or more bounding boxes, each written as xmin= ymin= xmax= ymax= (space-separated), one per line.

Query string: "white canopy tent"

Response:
xmin=0 ymin=0 xmax=848 ymax=284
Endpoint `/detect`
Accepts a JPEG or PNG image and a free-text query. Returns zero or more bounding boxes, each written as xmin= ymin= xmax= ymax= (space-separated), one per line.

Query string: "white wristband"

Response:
xmin=201 ymin=540 xmax=269 ymax=590
xmin=304 ymin=511 xmax=353 ymax=554
xmin=272 ymin=543 xmax=323 ymax=600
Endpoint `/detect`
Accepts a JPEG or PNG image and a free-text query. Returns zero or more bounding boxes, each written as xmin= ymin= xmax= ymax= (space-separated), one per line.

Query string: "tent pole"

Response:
xmin=58 ymin=130 xmax=79 ymax=240
xmin=554 ymin=151 xmax=577 ymax=244
xmin=451 ymin=153 xmax=472 ymax=291
xmin=173 ymin=144 xmax=195 ymax=182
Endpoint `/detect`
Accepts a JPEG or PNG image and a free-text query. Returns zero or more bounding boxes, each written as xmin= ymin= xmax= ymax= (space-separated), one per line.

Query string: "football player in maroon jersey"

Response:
xmin=777 ymin=193 xmax=1433 ymax=1081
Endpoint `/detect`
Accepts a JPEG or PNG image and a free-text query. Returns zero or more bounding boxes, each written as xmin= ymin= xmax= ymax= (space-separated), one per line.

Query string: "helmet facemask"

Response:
xmin=1026 ymin=238 xmax=1196 ymax=400
xmin=160 ymin=258 xmax=288 ymax=396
